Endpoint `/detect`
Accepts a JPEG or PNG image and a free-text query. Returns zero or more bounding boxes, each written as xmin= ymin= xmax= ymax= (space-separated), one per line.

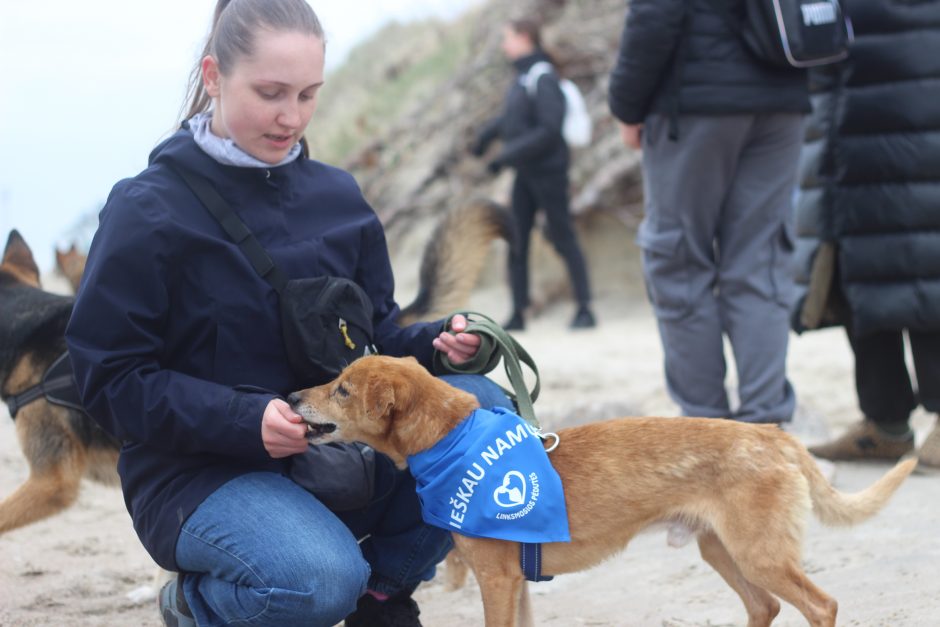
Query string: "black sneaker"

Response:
xmin=159 ymin=574 xmax=195 ymax=627
xmin=344 ymin=592 xmax=422 ymax=627
xmin=569 ymin=306 xmax=596 ymax=329
xmin=503 ymin=311 xmax=525 ymax=331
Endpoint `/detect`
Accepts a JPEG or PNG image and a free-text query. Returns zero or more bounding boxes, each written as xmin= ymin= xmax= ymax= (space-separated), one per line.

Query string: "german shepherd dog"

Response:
xmin=0 ymin=199 xmax=512 ymax=536
xmin=0 ymin=230 xmax=120 ymax=534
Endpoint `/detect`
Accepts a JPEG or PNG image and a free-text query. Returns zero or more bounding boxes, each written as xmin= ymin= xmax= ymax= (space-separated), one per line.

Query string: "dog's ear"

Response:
xmin=368 ymin=379 xmax=396 ymax=422
xmin=3 ymin=230 xmax=41 ymax=285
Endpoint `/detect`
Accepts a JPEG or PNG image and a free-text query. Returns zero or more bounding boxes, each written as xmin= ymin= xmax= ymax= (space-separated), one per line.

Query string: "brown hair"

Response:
xmin=181 ymin=0 xmax=325 ymax=126
xmin=508 ymin=18 xmax=542 ymax=50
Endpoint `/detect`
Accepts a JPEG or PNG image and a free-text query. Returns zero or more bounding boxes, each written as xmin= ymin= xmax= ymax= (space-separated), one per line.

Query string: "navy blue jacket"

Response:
xmin=65 ymin=129 xmax=442 ymax=570
xmin=608 ymin=0 xmax=810 ymax=125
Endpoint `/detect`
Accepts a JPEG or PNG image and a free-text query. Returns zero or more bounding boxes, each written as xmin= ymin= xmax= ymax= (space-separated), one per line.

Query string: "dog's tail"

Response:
xmin=803 ymin=452 xmax=917 ymax=527
xmin=397 ymin=199 xmax=514 ymax=325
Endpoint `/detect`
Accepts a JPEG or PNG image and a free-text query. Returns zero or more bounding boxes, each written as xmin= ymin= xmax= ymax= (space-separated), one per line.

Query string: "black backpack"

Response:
xmin=718 ymin=0 xmax=853 ymax=68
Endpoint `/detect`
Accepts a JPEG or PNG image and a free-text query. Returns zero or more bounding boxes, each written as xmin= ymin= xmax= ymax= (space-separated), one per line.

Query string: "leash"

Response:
xmin=433 ymin=311 xmax=559 ymax=452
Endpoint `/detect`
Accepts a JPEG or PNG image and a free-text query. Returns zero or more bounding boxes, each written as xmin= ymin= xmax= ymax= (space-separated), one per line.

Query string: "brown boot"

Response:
xmin=918 ymin=422 xmax=940 ymax=470
xmin=808 ymin=419 xmax=914 ymax=461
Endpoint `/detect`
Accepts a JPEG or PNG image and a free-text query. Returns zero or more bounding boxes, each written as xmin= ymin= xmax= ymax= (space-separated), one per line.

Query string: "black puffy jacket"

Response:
xmin=792 ymin=0 xmax=940 ymax=336
xmin=608 ymin=0 xmax=809 ymax=124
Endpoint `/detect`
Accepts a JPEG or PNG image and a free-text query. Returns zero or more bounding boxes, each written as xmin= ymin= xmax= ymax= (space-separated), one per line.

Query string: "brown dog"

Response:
xmin=289 ymin=354 xmax=917 ymax=627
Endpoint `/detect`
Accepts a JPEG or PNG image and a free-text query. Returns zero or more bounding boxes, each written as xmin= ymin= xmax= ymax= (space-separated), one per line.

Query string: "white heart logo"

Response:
xmin=493 ymin=471 xmax=527 ymax=508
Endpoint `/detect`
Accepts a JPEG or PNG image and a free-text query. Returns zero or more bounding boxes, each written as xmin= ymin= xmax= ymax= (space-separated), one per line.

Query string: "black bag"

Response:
xmin=280 ymin=276 xmax=377 ymax=387
xmin=289 ymin=441 xmax=377 ymax=511
xmin=170 ymin=163 xmax=379 ymax=511
xmin=719 ymin=0 xmax=852 ymax=68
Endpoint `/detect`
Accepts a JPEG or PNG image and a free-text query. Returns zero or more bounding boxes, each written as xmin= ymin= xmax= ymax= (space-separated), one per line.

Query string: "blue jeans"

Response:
xmin=175 ymin=374 xmax=509 ymax=627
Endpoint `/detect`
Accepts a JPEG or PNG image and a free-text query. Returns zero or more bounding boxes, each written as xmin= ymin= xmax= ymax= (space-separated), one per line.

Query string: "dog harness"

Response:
xmin=4 ymin=351 xmax=87 ymax=419
xmin=408 ymin=407 xmax=570 ymax=581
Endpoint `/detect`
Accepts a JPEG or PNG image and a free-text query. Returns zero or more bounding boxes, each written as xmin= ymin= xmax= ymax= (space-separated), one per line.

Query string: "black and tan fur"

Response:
xmin=0 ymin=231 xmax=120 ymax=534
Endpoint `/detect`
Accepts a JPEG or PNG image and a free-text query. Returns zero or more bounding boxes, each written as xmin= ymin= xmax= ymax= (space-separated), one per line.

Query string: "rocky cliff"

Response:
xmin=308 ymin=0 xmax=642 ymax=315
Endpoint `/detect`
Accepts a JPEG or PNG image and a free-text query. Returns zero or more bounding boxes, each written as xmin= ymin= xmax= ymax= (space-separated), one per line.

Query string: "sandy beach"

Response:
xmin=2 ymin=257 xmax=939 ymax=626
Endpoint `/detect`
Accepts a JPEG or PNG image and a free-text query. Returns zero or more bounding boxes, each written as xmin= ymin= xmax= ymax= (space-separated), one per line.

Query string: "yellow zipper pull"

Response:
xmin=338 ymin=318 xmax=356 ymax=350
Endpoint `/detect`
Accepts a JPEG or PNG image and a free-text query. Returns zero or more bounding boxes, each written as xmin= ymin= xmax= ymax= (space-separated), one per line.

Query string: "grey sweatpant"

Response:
xmin=637 ymin=113 xmax=804 ymax=423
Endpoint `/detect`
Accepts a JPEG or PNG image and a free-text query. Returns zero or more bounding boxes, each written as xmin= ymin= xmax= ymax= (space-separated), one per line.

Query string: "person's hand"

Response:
xmin=261 ymin=398 xmax=309 ymax=458
xmin=432 ymin=313 xmax=482 ymax=365
xmin=619 ymin=122 xmax=643 ymax=150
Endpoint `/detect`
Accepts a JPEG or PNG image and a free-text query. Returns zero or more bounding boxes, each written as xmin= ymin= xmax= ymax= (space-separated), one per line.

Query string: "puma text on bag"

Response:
xmin=522 ymin=61 xmax=593 ymax=148
xmin=723 ymin=0 xmax=852 ymax=68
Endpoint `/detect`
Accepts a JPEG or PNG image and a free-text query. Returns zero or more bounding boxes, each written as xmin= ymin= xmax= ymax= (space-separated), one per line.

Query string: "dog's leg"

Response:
xmin=697 ymin=531 xmax=780 ymax=627
xmin=454 ymin=535 xmax=525 ymax=627
xmin=0 ymin=466 xmax=84 ymax=533
xmin=443 ymin=549 xmax=469 ymax=591
xmin=720 ymin=526 xmax=838 ymax=627
xmin=516 ymin=579 xmax=534 ymax=627
xmin=740 ymin=561 xmax=837 ymax=627
xmin=0 ymin=418 xmax=86 ymax=534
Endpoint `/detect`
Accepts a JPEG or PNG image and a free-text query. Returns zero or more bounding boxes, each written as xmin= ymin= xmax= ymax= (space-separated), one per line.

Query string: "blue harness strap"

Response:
xmin=520 ymin=543 xmax=553 ymax=582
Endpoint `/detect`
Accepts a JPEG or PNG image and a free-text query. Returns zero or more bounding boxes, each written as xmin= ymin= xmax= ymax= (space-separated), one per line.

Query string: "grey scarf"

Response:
xmin=188 ymin=111 xmax=301 ymax=168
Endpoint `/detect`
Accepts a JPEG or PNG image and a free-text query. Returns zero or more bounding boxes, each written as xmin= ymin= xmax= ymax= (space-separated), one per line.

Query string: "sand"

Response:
xmin=2 ymin=272 xmax=939 ymax=627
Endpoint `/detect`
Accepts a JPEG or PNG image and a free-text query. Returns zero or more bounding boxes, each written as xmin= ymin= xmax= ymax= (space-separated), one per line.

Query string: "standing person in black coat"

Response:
xmin=607 ymin=1 xmax=809 ymax=426
xmin=793 ymin=0 xmax=940 ymax=468
xmin=472 ymin=18 xmax=596 ymax=331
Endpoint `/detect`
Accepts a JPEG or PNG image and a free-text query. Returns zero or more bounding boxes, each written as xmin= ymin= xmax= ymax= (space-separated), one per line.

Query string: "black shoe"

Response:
xmin=159 ymin=574 xmax=195 ymax=627
xmin=503 ymin=311 xmax=525 ymax=331
xmin=345 ymin=592 xmax=422 ymax=627
xmin=570 ymin=306 xmax=596 ymax=329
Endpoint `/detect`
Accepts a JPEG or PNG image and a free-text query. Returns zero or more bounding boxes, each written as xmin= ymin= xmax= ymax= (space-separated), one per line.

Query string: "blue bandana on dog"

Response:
xmin=408 ymin=407 xmax=570 ymax=543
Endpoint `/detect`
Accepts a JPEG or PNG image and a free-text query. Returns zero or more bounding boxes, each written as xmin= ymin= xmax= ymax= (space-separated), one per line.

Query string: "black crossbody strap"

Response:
xmin=169 ymin=163 xmax=289 ymax=294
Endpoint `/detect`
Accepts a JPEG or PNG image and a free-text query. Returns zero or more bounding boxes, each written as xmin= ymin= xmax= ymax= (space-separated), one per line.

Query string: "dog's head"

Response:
xmin=1 ymin=230 xmax=74 ymax=395
xmin=288 ymin=355 xmax=478 ymax=467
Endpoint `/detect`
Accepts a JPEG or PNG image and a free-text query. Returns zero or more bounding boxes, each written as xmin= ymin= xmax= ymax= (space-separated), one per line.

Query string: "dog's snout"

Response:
xmin=286 ymin=392 xmax=302 ymax=407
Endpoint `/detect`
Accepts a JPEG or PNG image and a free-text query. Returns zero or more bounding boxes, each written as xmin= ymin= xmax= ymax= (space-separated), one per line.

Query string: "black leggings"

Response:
xmin=507 ymin=170 xmax=591 ymax=312
xmin=848 ymin=329 xmax=940 ymax=427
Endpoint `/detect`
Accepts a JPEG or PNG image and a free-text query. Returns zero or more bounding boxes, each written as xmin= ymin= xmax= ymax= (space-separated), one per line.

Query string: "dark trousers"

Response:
xmin=508 ymin=169 xmax=591 ymax=313
xmin=848 ymin=329 xmax=940 ymax=428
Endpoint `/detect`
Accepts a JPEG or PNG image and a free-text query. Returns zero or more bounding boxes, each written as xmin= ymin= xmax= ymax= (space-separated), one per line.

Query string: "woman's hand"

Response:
xmin=261 ymin=398 xmax=309 ymax=458
xmin=432 ymin=313 xmax=481 ymax=365
xmin=619 ymin=122 xmax=643 ymax=150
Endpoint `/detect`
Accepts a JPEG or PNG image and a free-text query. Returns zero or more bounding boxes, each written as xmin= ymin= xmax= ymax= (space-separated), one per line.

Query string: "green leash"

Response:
xmin=433 ymin=311 xmax=558 ymax=450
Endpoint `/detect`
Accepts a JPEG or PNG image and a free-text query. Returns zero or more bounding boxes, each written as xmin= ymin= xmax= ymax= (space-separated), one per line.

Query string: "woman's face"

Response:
xmin=203 ymin=29 xmax=325 ymax=164
xmin=501 ymin=26 xmax=534 ymax=61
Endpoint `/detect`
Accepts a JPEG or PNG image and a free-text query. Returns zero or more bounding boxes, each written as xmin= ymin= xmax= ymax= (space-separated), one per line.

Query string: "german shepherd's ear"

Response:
xmin=2 ymin=230 xmax=41 ymax=287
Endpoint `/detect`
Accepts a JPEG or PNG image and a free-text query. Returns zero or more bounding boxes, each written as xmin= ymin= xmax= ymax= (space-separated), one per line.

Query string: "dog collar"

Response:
xmin=408 ymin=407 xmax=570 ymax=545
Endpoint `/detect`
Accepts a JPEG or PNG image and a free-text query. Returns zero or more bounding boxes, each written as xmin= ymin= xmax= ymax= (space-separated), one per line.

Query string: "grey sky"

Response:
xmin=0 ymin=0 xmax=481 ymax=273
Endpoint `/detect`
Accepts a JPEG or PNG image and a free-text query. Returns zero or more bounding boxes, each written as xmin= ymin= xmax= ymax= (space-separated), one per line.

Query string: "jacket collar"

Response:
xmin=512 ymin=50 xmax=551 ymax=75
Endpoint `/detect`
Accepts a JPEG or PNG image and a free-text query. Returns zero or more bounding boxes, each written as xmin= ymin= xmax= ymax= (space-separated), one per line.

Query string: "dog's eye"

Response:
xmin=334 ymin=384 xmax=350 ymax=399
